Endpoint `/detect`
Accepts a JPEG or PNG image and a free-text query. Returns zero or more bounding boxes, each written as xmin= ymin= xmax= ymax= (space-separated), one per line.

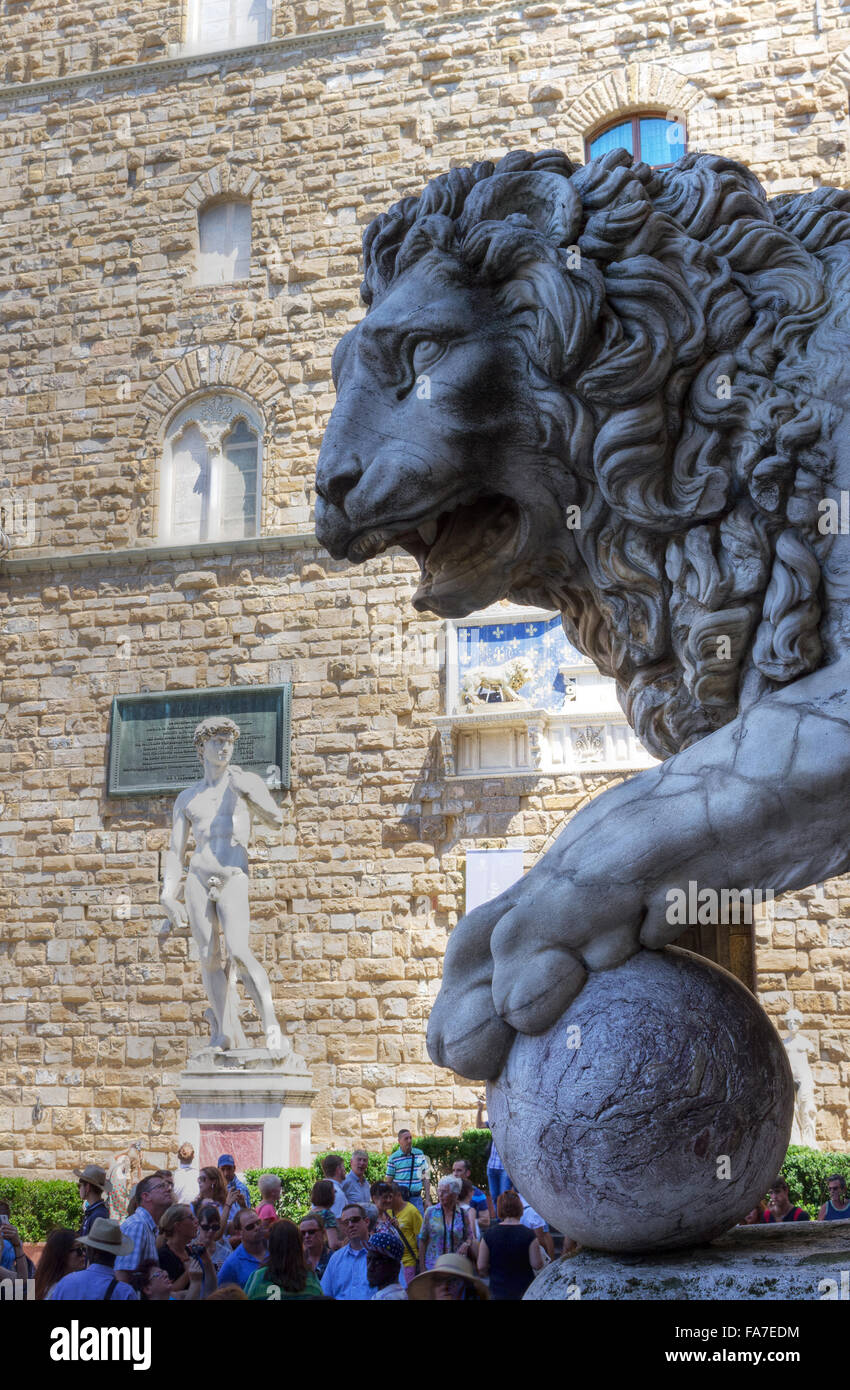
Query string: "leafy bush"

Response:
xmin=245 ymin=1168 xmax=314 ymax=1222
xmin=311 ymin=1151 xmax=387 ymax=1186
xmin=414 ymin=1130 xmax=492 ymax=1190
xmin=0 ymin=1177 xmax=82 ymax=1243
xmin=780 ymin=1146 xmax=850 ymax=1218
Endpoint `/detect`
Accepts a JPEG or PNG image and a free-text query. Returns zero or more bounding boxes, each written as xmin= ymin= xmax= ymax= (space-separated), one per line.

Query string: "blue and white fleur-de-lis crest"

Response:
xmin=457 ymin=615 xmax=589 ymax=712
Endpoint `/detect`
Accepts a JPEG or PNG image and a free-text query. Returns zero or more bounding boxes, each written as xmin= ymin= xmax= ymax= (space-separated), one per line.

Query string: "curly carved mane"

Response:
xmin=358 ymin=148 xmax=850 ymax=759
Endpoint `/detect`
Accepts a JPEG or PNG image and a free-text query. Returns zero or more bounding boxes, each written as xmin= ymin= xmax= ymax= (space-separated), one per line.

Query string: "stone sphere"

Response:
xmin=487 ymin=946 xmax=794 ymax=1253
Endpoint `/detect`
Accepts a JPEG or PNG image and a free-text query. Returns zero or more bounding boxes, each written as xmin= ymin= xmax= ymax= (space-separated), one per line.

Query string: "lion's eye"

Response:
xmin=411 ymin=338 xmax=446 ymax=373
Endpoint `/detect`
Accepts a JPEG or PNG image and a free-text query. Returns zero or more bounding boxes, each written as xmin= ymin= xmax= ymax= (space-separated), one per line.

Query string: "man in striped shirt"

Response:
xmin=386 ymin=1129 xmax=431 ymax=1214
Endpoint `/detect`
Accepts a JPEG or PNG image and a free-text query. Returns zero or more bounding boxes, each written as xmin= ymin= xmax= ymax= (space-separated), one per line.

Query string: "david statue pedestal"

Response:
xmin=163 ymin=717 xmax=314 ymax=1169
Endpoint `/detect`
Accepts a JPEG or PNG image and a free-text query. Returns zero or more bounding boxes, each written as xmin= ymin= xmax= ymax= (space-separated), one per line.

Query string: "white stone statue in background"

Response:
xmin=782 ymin=1007 xmax=819 ymax=1149
xmin=106 ymin=1139 xmax=143 ymax=1223
xmin=161 ymin=716 xmax=290 ymax=1058
xmin=460 ymin=657 xmax=532 ymax=708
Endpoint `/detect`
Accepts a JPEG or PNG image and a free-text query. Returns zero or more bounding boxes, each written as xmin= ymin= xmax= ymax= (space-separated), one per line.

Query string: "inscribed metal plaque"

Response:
xmin=108 ymin=684 xmax=291 ymax=796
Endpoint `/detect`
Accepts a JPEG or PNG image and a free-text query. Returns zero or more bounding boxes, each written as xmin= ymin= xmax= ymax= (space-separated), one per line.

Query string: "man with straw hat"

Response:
xmin=407 ymin=1252 xmax=490 ymax=1301
xmin=49 ymin=1219 xmax=139 ymax=1301
xmin=75 ymin=1163 xmax=110 ymax=1236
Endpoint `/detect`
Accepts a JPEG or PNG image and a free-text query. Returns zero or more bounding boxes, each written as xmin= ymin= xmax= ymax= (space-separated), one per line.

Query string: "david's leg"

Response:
xmin=217 ymin=875 xmax=282 ymax=1042
xmin=184 ymin=873 xmax=230 ymax=1043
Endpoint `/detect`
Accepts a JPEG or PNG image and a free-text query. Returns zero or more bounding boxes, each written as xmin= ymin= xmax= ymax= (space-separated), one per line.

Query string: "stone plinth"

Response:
xmin=524 ymin=1222 xmax=850 ymax=1300
xmin=176 ymin=1048 xmax=315 ymax=1170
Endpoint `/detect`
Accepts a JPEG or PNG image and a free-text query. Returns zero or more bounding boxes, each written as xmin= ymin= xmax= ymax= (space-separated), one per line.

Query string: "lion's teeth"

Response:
xmin=419 ymin=520 xmax=438 ymax=546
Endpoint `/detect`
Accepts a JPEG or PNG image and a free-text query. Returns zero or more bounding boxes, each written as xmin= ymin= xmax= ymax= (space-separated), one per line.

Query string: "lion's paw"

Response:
xmin=491 ymin=936 xmax=587 ymax=1034
xmin=426 ymin=977 xmax=515 ymax=1080
xmin=426 ymin=899 xmax=516 ymax=1080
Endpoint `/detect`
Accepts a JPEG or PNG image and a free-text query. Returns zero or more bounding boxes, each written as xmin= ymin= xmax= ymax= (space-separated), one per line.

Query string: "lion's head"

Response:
xmin=315 ymin=148 xmax=850 ymax=759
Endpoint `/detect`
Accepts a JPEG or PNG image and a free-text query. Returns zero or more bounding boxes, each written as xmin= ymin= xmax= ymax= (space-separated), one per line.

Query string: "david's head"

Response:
xmin=194 ymin=717 xmax=240 ymax=768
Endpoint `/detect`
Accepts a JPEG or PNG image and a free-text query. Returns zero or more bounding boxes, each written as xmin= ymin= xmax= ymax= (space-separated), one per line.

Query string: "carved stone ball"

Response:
xmin=487 ymin=947 xmax=794 ymax=1253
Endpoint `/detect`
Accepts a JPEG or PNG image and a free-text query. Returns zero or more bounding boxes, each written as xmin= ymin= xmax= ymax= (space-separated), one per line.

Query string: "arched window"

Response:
xmin=186 ymin=0 xmax=271 ymax=52
xmin=586 ymin=113 xmax=686 ymax=168
xmin=197 ymin=199 xmax=251 ymax=285
xmin=160 ymin=394 xmax=262 ymax=543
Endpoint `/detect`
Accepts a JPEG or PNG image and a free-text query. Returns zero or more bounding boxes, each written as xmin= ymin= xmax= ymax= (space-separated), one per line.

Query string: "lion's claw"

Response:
xmin=427 ymin=878 xmax=643 ymax=1078
xmin=426 ymin=979 xmax=515 ymax=1080
xmin=491 ymin=943 xmax=586 ymax=1033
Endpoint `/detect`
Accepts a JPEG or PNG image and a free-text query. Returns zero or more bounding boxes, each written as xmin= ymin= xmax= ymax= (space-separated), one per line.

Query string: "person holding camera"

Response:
xmin=218 ymin=1154 xmax=250 ymax=1202
xmin=218 ymin=1153 xmax=250 ymax=1235
xmin=0 ymin=1205 xmax=29 ymax=1282
xmin=157 ymin=1203 xmax=215 ymax=1293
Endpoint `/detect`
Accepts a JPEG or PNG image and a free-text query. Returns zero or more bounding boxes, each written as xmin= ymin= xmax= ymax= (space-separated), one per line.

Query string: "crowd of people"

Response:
xmin=0 ymin=1126 xmax=560 ymax=1302
xmin=2 ymin=1124 xmax=847 ymax=1303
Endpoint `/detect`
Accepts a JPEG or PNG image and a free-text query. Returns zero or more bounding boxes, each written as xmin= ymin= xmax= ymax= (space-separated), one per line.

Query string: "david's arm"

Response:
xmin=161 ymin=796 xmax=190 ymax=927
xmin=229 ymin=766 xmax=283 ymax=830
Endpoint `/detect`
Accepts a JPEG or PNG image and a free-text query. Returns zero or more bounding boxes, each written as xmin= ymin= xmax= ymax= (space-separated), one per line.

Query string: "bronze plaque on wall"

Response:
xmin=108 ymin=684 xmax=291 ymax=796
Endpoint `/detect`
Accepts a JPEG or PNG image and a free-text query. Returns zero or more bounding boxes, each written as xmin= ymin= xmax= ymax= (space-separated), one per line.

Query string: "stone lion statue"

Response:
xmin=316 ymin=147 xmax=850 ymax=1080
xmin=460 ymin=656 xmax=532 ymax=707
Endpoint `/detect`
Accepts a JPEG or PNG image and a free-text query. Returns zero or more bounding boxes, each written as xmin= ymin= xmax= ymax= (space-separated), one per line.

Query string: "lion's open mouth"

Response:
xmin=345 ymin=495 xmax=523 ymax=614
xmin=414 ymin=497 xmax=523 ymax=612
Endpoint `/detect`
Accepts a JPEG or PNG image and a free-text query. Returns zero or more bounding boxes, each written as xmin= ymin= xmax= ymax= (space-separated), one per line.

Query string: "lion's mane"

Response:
xmin=358 ymin=148 xmax=850 ymax=759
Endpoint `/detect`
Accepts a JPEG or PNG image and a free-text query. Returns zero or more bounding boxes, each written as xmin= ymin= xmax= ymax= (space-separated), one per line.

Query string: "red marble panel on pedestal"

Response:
xmin=199 ymin=1125 xmax=263 ymax=1172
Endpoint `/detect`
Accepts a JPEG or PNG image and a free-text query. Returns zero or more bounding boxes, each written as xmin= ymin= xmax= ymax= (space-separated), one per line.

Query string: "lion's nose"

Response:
xmin=315 ymin=450 xmax=364 ymax=511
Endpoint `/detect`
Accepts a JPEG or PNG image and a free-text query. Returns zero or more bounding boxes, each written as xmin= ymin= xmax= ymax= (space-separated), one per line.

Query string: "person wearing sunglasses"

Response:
xmin=216 ymin=1208 xmax=269 ymax=1290
xmin=299 ymin=1213 xmax=331 ymax=1280
xmin=157 ymin=1204 xmax=208 ymax=1293
xmin=196 ymin=1204 xmax=233 ymax=1273
xmin=818 ymin=1173 xmax=850 ymax=1221
xmin=34 ymin=1228 xmax=87 ymax=1300
xmin=320 ymin=1204 xmax=371 ymax=1301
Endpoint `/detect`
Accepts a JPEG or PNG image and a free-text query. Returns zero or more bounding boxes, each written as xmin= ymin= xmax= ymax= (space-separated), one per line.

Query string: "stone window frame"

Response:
xmin=130 ymin=345 xmax=285 ymax=546
xmin=183 ymin=165 xmax=263 ymax=295
xmin=184 ymin=0 xmax=274 ymax=54
xmin=158 ymin=389 xmax=265 ymax=544
xmin=561 ymin=64 xmax=709 ymax=167
xmin=584 ymin=110 xmax=688 ymax=169
xmin=196 ymin=195 xmax=253 ymax=287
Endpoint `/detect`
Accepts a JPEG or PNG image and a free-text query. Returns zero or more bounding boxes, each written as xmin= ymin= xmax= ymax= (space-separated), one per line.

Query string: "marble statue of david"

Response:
xmin=161 ymin=716 xmax=288 ymax=1056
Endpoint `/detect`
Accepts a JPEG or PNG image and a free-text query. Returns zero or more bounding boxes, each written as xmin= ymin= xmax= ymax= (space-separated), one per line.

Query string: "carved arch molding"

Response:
xmin=132 ymin=346 xmax=282 ymax=446
xmin=125 ymin=346 xmax=283 ymax=543
xmin=560 ymin=63 xmax=711 ymax=163
xmin=183 ymin=162 xmax=261 ymax=209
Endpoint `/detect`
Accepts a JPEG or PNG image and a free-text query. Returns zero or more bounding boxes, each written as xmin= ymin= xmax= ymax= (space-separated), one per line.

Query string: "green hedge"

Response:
xmin=779 ymin=1146 xmax=850 ymax=1218
xmin=311 ymin=1150 xmax=388 ymax=1186
xmin=245 ymin=1168 xmax=314 ymax=1221
xmin=0 ymin=1177 xmax=82 ymax=1244
xmin=311 ymin=1131 xmax=493 ymax=1192
xmin=414 ymin=1130 xmax=493 ymax=1190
